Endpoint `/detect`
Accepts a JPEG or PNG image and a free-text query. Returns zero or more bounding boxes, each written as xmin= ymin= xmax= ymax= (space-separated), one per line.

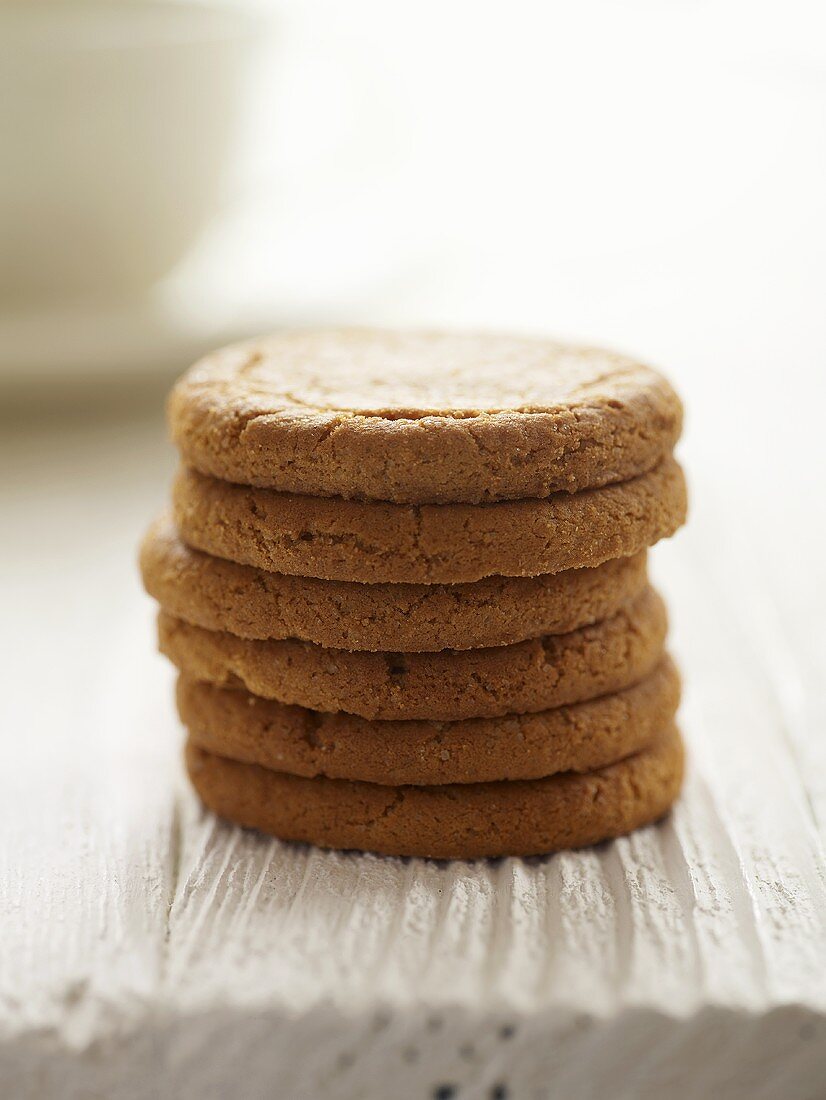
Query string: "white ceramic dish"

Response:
xmin=0 ymin=0 xmax=257 ymax=309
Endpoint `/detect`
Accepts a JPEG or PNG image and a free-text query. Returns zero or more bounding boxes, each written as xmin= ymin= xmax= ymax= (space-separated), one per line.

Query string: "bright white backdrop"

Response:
xmin=177 ymin=0 xmax=826 ymax=493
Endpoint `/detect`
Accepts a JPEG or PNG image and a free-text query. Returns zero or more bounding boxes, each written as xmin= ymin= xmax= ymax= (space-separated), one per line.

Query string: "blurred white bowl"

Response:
xmin=0 ymin=0 xmax=258 ymax=308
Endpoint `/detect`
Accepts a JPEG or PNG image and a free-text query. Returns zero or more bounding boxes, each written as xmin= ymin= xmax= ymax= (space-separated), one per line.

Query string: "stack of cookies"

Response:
xmin=140 ymin=330 xmax=687 ymax=859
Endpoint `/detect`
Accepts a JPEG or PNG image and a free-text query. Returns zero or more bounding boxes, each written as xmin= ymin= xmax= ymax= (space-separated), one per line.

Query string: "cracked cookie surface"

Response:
xmin=140 ymin=516 xmax=649 ymax=651
xmin=177 ymin=656 xmax=680 ymax=786
xmin=172 ymin=457 xmax=687 ymax=584
xmin=168 ymin=329 xmax=683 ymax=504
xmin=184 ymin=724 xmax=685 ymax=858
xmin=159 ymin=587 xmax=667 ymax=721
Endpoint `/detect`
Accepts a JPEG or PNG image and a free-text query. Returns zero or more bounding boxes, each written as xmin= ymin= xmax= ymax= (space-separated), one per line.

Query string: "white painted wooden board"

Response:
xmin=2 ymin=408 xmax=825 ymax=1100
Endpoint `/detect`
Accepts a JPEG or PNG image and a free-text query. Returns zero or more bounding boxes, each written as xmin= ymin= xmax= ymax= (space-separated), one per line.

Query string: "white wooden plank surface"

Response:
xmin=2 ymin=409 xmax=825 ymax=1098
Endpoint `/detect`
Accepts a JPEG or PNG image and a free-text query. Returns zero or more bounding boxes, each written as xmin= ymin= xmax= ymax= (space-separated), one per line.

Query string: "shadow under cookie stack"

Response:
xmin=140 ymin=330 xmax=687 ymax=859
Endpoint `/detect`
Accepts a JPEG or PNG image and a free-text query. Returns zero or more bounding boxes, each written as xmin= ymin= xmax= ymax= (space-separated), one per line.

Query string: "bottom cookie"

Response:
xmin=185 ymin=726 xmax=684 ymax=859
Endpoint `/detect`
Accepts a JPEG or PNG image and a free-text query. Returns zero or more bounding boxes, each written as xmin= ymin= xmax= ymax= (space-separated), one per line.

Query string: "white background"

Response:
xmin=172 ymin=0 xmax=826 ymax=503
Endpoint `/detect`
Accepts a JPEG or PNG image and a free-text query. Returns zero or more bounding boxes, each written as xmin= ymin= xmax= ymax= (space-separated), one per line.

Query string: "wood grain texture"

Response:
xmin=1 ymin=411 xmax=825 ymax=1097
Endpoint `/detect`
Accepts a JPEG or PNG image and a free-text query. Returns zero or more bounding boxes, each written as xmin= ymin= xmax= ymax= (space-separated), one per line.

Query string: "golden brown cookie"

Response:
xmin=140 ymin=516 xmax=649 ymax=651
xmin=158 ymin=587 xmax=667 ymax=721
xmin=177 ymin=656 xmax=680 ymax=785
xmin=173 ymin=457 xmax=687 ymax=584
xmin=168 ymin=330 xmax=682 ymax=504
xmin=184 ymin=725 xmax=685 ymax=859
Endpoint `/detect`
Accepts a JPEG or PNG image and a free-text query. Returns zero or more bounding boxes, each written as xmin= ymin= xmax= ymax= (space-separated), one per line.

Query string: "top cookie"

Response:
xmin=168 ymin=329 xmax=682 ymax=504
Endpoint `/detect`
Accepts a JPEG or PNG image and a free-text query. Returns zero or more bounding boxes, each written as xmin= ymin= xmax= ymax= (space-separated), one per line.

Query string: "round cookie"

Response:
xmin=168 ymin=330 xmax=682 ymax=504
xmin=173 ymin=457 xmax=687 ymax=584
xmin=177 ymin=656 xmax=680 ymax=785
xmin=140 ymin=516 xmax=649 ymax=652
xmin=158 ymin=587 xmax=667 ymax=721
xmin=184 ymin=725 xmax=685 ymax=859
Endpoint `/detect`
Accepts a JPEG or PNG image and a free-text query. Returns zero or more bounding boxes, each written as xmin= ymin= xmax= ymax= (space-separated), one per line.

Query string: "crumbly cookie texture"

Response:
xmin=168 ymin=330 xmax=683 ymax=504
xmin=158 ymin=587 xmax=667 ymax=721
xmin=184 ymin=725 xmax=685 ymax=859
xmin=177 ymin=657 xmax=680 ymax=786
xmin=140 ymin=516 xmax=648 ymax=651
xmin=172 ymin=456 xmax=687 ymax=584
